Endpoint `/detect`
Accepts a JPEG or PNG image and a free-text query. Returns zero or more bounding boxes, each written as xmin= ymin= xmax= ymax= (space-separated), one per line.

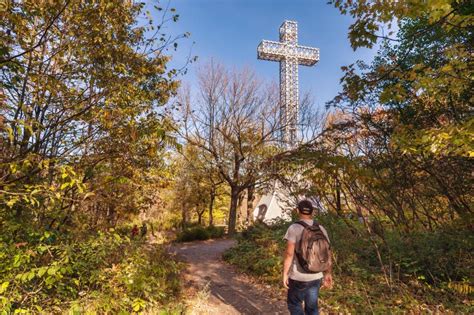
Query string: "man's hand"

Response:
xmin=283 ymin=273 xmax=289 ymax=289
xmin=321 ymin=273 xmax=333 ymax=289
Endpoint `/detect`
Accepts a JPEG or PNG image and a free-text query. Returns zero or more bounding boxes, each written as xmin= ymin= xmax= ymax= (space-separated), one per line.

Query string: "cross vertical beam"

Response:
xmin=257 ymin=20 xmax=319 ymax=147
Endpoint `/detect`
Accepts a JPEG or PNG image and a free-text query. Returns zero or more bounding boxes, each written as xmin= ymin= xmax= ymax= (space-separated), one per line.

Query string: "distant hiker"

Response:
xmin=283 ymin=199 xmax=333 ymax=315
xmin=131 ymin=224 xmax=139 ymax=238
xmin=140 ymin=223 xmax=148 ymax=238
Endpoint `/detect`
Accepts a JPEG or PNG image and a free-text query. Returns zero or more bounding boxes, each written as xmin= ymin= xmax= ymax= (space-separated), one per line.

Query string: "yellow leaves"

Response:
xmin=15 ymin=271 xmax=35 ymax=283
xmin=448 ymin=281 xmax=474 ymax=295
xmin=2 ymin=0 xmax=180 ymax=234
xmin=427 ymin=0 xmax=453 ymax=22
xmin=5 ymin=126 xmax=14 ymax=143
xmin=0 ymin=282 xmax=9 ymax=294
xmin=9 ymin=163 xmax=18 ymax=174
xmin=332 ymin=0 xmax=471 ymax=51
xmin=37 ymin=267 xmax=47 ymax=278
xmin=58 ymin=166 xmax=85 ymax=193
xmin=393 ymin=117 xmax=474 ymax=158
xmin=116 ymin=63 xmax=127 ymax=74
xmin=6 ymin=197 xmax=19 ymax=208
xmin=83 ymin=192 xmax=95 ymax=200
xmin=440 ymin=64 xmax=453 ymax=73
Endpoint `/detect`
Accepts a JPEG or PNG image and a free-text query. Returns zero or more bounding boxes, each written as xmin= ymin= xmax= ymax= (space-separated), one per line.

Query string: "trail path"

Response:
xmin=169 ymin=239 xmax=287 ymax=315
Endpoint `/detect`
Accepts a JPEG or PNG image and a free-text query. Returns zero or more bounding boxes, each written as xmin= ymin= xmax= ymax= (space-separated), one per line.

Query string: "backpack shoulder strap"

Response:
xmin=315 ymin=222 xmax=331 ymax=246
xmin=295 ymin=220 xmax=310 ymax=228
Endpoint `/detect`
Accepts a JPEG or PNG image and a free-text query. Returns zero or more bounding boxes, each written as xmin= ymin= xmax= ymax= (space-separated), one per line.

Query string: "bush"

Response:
xmin=224 ymin=221 xmax=290 ymax=283
xmin=0 ymin=227 xmax=183 ymax=313
xmin=208 ymin=225 xmax=226 ymax=238
xmin=384 ymin=221 xmax=474 ymax=284
xmin=176 ymin=225 xmax=225 ymax=242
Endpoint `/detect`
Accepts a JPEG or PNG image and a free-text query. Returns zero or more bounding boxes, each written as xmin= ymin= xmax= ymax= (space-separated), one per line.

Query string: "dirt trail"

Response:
xmin=168 ymin=238 xmax=287 ymax=315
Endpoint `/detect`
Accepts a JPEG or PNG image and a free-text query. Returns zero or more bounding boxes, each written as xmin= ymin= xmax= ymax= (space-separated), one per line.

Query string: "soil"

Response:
xmin=168 ymin=238 xmax=288 ymax=315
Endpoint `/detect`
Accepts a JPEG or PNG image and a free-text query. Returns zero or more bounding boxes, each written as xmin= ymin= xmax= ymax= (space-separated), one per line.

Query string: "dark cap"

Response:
xmin=297 ymin=199 xmax=314 ymax=214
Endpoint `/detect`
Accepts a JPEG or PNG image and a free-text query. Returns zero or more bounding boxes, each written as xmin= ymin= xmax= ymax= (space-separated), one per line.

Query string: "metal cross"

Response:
xmin=257 ymin=20 xmax=319 ymax=146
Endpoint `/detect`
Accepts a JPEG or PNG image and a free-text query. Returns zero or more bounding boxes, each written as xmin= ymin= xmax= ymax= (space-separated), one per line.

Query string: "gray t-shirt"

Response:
xmin=283 ymin=219 xmax=330 ymax=282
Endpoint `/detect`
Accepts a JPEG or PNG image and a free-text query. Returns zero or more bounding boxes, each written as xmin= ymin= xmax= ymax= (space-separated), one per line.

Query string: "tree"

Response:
xmin=282 ymin=2 xmax=473 ymax=232
xmin=172 ymin=144 xmax=224 ymax=226
xmin=0 ymin=0 xmax=185 ymax=228
xmin=178 ymin=61 xmax=281 ymax=234
xmin=328 ymin=11 xmax=472 ymax=220
xmin=330 ymin=0 xmax=473 ymax=157
xmin=329 ymin=0 xmax=472 ymax=51
xmin=273 ymin=4 xmax=473 ymax=285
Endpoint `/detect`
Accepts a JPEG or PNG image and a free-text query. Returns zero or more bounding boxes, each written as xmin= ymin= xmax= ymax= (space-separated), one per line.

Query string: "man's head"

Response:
xmin=297 ymin=199 xmax=314 ymax=216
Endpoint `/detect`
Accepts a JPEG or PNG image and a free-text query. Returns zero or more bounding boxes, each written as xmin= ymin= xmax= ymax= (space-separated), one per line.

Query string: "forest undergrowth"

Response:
xmin=224 ymin=215 xmax=473 ymax=314
xmin=0 ymin=223 xmax=185 ymax=314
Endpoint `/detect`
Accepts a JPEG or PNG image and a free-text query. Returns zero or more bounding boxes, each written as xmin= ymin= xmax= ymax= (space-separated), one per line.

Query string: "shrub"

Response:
xmin=207 ymin=225 xmax=225 ymax=238
xmin=0 ymin=228 xmax=183 ymax=313
xmin=224 ymin=221 xmax=290 ymax=283
xmin=176 ymin=225 xmax=226 ymax=242
xmin=384 ymin=222 xmax=474 ymax=284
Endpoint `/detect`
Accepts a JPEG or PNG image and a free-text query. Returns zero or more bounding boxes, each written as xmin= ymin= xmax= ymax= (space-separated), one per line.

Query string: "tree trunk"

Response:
xmin=335 ymin=176 xmax=342 ymax=214
xmin=197 ymin=211 xmax=203 ymax=225
xmin=107 ymin=205 xmax=116 ymax=227
xmin=209 ymin=190 xmax=216 ymax=226
xmin=228 ymin=186 xmax=240 ymax=235
xmin=246 ymin=185 xmax=255 ymax=225
xmin=181 ymin=203 xmax=188 ymax=230
xmin=237 ymin=191 xmax=245 ymax=226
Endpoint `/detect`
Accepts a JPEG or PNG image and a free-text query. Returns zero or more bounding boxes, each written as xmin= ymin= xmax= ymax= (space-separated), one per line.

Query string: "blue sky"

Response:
xmin=158 ymin=0 xmax=378 ymax=108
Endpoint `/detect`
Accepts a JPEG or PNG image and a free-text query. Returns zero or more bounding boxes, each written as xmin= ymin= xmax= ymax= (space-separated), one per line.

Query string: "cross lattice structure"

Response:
xmin=257 ymin=20 xmax=319 ymax=147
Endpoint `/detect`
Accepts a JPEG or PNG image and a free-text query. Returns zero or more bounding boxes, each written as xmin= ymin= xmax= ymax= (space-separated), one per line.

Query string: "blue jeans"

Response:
xmin=287 ymin=278 xmax=321 ymax=315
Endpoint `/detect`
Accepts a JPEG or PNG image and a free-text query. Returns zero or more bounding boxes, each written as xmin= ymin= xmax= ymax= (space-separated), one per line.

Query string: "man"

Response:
xmin=283 ymin=199 xmax=333 ymax=315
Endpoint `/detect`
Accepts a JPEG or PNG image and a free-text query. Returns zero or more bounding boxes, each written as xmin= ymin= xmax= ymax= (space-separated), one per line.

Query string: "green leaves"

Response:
xmin=37 ymin=267 xmax=47 ymax=278
xmin=330 ymin=0 xmax=470 ymax=50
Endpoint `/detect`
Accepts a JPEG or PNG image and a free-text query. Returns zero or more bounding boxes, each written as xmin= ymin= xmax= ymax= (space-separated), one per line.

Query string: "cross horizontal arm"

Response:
xmin=258 ymin=41 xmax=319 ymax=66
xmin=257 ymin=40 xmax=286 ymax=62
xmin=294 ymin=46 xmax=319 ymax=66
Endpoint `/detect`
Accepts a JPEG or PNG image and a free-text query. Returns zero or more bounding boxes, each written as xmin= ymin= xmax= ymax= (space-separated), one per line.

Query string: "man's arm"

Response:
xmin=283 ymin=241 xmax=295 ymax=289
xmin=322 ymin=255 xmax=334 ymax=289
